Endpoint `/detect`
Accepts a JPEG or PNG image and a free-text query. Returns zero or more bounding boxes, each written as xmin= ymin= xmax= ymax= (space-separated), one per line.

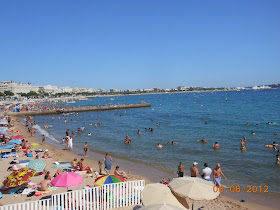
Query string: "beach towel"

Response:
xmin=19 ymin=162 xmax=29 ymax=167
xmin=34 ymin=187 xmax=58 ymax=196
xmin=19 ymin=160 xmax=30 ymax=164
xmin=51 ymin=164 xmax=71 ymax=169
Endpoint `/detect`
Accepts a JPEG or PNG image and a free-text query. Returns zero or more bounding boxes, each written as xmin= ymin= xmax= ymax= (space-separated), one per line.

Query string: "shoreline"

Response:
xmin=0 ymin=115 xmax=279 ymax=209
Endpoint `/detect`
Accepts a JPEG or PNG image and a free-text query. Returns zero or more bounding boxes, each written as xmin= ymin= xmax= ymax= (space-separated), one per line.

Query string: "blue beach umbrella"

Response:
xmin=27 ymin=159 xmax=46 ymax=172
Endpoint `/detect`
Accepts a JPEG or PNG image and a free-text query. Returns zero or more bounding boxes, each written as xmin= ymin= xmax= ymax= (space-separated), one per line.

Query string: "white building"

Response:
xmin=31 ymin=86 xmax=40 ymax=93
xmin=177 ymin=86 xmax=189 ymax=91
xmin=110 ymin=89 xmax=122 ymax=93
xmin=39 ymin=85 xmax=59 ymax=94
xmin=59 ymin=87 xmax=73 ymax=93
xmin=0 ymin=81 xmax=32 ymax=94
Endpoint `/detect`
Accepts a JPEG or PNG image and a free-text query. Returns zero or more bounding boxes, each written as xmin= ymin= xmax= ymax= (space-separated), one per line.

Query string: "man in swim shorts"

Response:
xmin=190 ymin=162 xmax=199 ymax=177
xmin=213 ymin=163 xmax=227 ymax=197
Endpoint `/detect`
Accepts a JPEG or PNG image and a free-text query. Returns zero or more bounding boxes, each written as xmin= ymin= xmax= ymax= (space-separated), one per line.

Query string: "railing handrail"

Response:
xmin=0 ymin=180 xmax=145 ymax=210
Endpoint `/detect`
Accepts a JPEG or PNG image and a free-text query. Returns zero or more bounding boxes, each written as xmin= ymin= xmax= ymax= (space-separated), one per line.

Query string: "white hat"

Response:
xmin=45 ymin=149 xmax=48 ymax=152
xmin=193 ymin=162 xmax=198 ymax=166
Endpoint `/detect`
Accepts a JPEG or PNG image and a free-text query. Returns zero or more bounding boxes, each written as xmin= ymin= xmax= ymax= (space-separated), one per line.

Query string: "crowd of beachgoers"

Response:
xmin=0 ymin=113 xmax=132 ymax=207
xmin=0 ymin=100 xmax=279 ymax=209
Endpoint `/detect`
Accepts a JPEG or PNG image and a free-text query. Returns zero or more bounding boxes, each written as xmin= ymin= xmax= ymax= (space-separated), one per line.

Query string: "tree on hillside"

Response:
xmin=4 ymin=91 xmax=14 ymax=96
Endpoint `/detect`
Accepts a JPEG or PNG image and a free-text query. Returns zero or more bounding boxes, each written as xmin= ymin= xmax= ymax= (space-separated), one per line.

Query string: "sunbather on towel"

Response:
xmin=77 ymin=158 xmax=91 ymax=171
xmin=114 ymin=166 xmax=128 ymax=181
xmin=71 ymin=158 xmax=78 ymax=169
xmin=40 ymin=175 xmax=53 ymax=191
xmin=43 ymin=149 xmax=51 ymax=159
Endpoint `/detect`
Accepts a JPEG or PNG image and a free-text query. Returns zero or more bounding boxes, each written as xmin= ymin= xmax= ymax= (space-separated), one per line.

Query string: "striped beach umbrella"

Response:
xmin=94 ymin=175 xmax=125 ymax=186
xmin=27 ymin=159 xmax=46 ymax=172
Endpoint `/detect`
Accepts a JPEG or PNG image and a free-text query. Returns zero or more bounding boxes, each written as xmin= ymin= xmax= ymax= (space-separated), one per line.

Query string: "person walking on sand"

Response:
xmin=213 ymin=163 xmax=227 ymax=197
xmin=177 ymin=162 xmax=185 ymax=177
xmin=104 ymin=153 xmax=112 ymax=174
xmin=84 ymin=142 xmax=88 ymax=156
xmin=190 ymin=162 xmax=199 ymax=177
xmin=42 ymin=134 xmax=45 ymax=145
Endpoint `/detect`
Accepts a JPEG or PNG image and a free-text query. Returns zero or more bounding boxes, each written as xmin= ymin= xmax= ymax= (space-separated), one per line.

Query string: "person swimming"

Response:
xmin=157 ymin=143 xmax=163 ymax=149
xmin=213 ymin=142 xmax=220 ymax=149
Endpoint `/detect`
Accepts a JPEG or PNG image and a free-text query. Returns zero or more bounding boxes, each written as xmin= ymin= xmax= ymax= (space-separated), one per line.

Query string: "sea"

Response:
xmin=29 ymin=89 xmax=280 ymax=199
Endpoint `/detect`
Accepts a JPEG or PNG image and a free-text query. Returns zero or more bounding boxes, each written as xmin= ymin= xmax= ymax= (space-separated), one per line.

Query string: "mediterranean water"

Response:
xmin=31 ymin=89 xmax=280 ymax=195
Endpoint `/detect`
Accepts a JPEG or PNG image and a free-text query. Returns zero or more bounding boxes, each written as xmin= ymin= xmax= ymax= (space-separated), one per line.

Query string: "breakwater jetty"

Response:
xmin=7 ymin=103 xmax=151 ymax=117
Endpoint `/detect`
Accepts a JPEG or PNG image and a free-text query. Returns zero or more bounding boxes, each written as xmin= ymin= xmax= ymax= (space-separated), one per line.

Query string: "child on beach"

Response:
xmin=98 ymin=161 xmax=102 ymax=174
xmin=84 ymin=142 xmax=88 ymax=156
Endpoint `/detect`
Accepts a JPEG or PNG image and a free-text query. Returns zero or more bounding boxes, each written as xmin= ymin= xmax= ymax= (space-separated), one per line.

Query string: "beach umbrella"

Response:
xmin=141 ymin=204 xmax=184 ymax=210
xmin=142 ymin=183 xmax=186 ymax=209
xmin=169 ymin=177 xmax=219 ymax=200
xmin=2 ymin=168 xmax=36 ymax=188
xmin=27 ymin=159 xmax=46 ymax=172
xmin=11 ymin=135 xmax=26 ymax=140
xmin=94 ymin=175 xmax=124 ymax=186
xmin=51 ymin=172 xmax=84 ymax=191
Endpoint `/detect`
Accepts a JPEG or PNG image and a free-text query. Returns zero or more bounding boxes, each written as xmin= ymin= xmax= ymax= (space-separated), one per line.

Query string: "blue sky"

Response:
xmin=0 ymin=0 xmax=279 ymax=90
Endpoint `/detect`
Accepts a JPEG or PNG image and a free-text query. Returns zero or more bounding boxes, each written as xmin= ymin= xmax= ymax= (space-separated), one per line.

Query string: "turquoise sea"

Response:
xmin=31 ymin=89 xmax=280 ymax=196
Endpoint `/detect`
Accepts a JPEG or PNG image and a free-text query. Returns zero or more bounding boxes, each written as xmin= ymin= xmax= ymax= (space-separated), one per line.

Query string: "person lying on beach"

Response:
xmin=71 ymin=158 xmax=78 ymax=168
xmin=53 ymin=169 xmax=61 ymax=178
xmin=114 ymin=166 xmax=128 ymax=181
xmin=213 ymin=142 xmax=220 ymax=149
xmin=26 ymin=148 xmax=33 ymax=157
xmin=157 ymin=143 xmax=163 ymax=149
xmin=43 ymin=149 xmax=51 ymax=158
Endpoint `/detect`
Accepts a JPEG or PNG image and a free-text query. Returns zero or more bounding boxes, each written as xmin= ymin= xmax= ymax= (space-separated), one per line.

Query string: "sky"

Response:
xmin=0 ymin=0 xmax=279 ymax=90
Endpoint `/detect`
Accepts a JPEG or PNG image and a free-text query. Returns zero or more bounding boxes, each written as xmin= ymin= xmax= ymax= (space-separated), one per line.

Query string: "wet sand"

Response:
xmin=0 ymin=116 xmax=278 ymax=209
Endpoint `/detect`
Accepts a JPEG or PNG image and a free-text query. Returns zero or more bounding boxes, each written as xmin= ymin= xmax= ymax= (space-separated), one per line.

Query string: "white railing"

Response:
xmin=0 ymin=180 xmax=145 ymax=210
xmin=0 ymin=199 xmax=51 ymax=210
xmin=100 ymin=180 xmax=145 ymax=210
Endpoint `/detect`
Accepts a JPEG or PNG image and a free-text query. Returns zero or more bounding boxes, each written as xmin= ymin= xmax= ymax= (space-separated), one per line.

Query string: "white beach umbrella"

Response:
xmin=142 ymin=183 xmax=187 ymax=209
xmin=141 ymin=203 xmax=184 ymax=210
xmin=169 ymin=177 xmax=219 ymax=200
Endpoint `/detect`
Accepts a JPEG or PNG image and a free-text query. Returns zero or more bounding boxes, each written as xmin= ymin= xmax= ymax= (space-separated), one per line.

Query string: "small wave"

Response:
xmin=32 ymin=124 xmax=60 ymax=143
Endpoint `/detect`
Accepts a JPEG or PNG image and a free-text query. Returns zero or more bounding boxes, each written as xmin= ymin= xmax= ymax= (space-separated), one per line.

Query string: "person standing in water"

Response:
xmin=42 ymin=134 xmax=45 ymax=145
xmin=190 ymin=162 xmax=199 ymax=177
xmin=84 ymin=142 xmax=88 ymax=157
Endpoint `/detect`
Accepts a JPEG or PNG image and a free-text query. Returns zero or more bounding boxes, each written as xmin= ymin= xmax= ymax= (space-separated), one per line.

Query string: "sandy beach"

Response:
xmin=0 ymin=115 xmax=277 ymax=210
